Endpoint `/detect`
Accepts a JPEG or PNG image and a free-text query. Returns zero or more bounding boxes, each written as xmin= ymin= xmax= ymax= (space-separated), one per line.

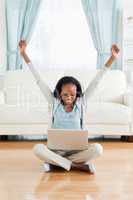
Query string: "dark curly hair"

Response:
xmin=53 ymin=76 xmax=83 ymax=98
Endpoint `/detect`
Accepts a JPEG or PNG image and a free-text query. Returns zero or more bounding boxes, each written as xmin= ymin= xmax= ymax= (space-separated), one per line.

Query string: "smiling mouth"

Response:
xmin=65 ymin=99 xmax=73 ymax=102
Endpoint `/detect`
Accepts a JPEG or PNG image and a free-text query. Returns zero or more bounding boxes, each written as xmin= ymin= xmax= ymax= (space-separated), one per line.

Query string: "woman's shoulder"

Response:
xmin=52 ymin=97 xmax=61 ymax=105
xmin=76 ymin=96 xmax=86 ymax=106
xmin=76 ymin=95 xmax=86 ymax=102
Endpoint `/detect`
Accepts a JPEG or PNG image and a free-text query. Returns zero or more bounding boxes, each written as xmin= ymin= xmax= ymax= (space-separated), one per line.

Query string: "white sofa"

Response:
xmin=0 ymin=68 xmax=133 ymax=136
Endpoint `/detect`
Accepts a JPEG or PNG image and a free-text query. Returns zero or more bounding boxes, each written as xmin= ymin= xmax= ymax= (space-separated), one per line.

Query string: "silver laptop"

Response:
xmin=47 ymin=129 xmax=89 ymax=151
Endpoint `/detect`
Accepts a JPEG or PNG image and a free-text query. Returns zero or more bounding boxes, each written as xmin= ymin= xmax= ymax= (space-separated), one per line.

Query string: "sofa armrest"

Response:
xmin=0 ymin=75 xmax=5 ymax=104
xmin=123 ymin=86 xmax=133 ymax=108
xmin=0 ymin=92 xmax=5 ymax=104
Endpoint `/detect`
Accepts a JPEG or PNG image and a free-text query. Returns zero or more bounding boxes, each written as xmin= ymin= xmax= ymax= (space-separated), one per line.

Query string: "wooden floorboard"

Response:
xmin=0 ymin=141 xmax=133 ymax=200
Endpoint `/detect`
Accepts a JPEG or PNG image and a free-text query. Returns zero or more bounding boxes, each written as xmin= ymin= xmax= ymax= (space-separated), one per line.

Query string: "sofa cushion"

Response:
xmin=87 ymin=102 xmax=132 ymax=124
xmin=0 ymin=102 xmax=131 ymax=125
xmin=0 ymin=104 xmax=49 ymax=124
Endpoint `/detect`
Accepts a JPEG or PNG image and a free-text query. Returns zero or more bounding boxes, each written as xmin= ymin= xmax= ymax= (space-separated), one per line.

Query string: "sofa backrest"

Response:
xmin=4 ymin=69 xmax=127 ymax=106
xmin=0 ymin=74 xmax=5 ymax=104
xmin=4 ymin=69 xmax=64 ymax=106
xmin=64 ymin=69 xmax=127 ymax=104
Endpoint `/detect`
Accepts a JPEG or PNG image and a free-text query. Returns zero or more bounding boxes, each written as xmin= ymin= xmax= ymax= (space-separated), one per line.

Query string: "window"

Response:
xmin=26 ymin=0 xmax=97 ymax=70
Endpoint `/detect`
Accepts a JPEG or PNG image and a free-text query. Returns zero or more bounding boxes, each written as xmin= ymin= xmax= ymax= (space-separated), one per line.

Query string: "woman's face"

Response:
xmin=60 ymin=84 xmax=77 ymax=106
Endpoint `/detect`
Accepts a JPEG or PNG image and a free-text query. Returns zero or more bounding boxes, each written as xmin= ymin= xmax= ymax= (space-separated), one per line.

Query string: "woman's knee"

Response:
xmin=92 ymin=143 xmax=103 ymax=157
xmin=33 ymin=143 xmax=46 ymax=156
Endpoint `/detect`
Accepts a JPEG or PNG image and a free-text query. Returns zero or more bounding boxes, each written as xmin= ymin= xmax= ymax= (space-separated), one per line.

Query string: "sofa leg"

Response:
xmin=121 ymin=135 xmax=128 ymax=141
xmin=127 ymin=136 xmax=133 ymax=142
xmin=0 ymin=135 xmax=8 ymax=141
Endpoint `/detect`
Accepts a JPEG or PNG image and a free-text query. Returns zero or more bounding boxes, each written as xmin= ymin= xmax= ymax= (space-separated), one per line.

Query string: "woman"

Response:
xmin=19 ymin=41 xmax=119 ymax=173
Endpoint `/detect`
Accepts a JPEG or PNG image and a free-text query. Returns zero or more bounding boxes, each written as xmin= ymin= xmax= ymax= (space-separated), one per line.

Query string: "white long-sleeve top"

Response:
xmin=28 ymin=62 xmax=110 ymax=128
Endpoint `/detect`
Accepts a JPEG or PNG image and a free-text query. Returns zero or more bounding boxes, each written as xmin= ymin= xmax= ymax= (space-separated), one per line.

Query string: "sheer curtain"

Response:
xmin=0 ymin=0 xmax=6 ymax=72
xmin=5 ymin=0 xmax=42 ymax=70
xmin=81 ymin=0 xmax=123 ymax=69
xmin=25 ymin=0 xmax=97 ymax=71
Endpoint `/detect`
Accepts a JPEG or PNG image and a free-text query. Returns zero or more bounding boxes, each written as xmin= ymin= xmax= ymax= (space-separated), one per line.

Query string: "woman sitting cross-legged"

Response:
xmin=19 ymin=41 xmax=119 ymax=173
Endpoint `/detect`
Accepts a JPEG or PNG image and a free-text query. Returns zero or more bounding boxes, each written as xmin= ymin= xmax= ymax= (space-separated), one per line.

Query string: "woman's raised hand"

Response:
xmin=105 ymin=44 xmax=120 ymax=67
xmin=111 ymin=44 xmax=120 ymax=59
xmin=19 ymin=40 xmax=27 ymax=55
xmin=19 ymin=40 xmax=30 ymax=63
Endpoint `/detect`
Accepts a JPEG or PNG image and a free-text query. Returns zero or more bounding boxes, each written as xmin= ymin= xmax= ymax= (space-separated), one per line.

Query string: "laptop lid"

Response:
xmin=47 ymin=129 xmax=88 ymax=151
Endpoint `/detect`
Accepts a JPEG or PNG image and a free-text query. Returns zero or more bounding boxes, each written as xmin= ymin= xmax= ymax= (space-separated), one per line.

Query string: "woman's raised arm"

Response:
xmin=19 ymin=40 xmax=53 ymax=104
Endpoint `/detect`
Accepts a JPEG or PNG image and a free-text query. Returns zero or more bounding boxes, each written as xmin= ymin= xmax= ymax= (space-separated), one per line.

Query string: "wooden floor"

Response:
xmin=0 ymin=141 xmax=133 ymax=200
